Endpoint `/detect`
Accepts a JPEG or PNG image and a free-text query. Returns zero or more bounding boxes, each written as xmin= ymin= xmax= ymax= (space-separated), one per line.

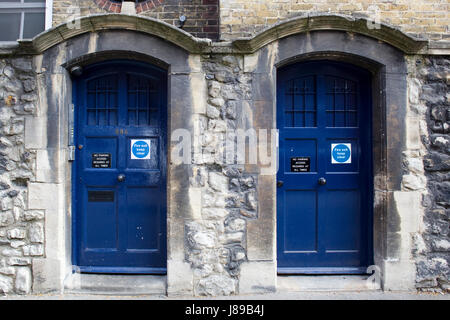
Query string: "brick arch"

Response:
xmin=93 ymin=0 xmax=164 ymax=13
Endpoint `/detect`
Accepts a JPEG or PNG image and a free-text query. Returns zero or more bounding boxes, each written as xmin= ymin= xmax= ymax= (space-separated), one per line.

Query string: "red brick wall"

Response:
xmin=89 ymin=0 xmax=219 ymax=40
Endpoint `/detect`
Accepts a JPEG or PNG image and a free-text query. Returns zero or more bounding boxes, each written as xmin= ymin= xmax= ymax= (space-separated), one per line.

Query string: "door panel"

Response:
xmin=85 ymin=188 xmax=118 ymax=250
xmin=126 ymin=187 xmax=160 ymax=251
xmin=283 ymin=190 xmax=317 ymax=252
xmin=277 ymin=61 xmax=373 ymax=273
xmin=74 ymin=61 xmax=167 ymax=273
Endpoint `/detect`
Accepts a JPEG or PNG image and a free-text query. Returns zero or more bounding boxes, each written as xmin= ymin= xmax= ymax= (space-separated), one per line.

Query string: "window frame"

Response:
xmin=0 ymin=0 xmax=51 ymax=42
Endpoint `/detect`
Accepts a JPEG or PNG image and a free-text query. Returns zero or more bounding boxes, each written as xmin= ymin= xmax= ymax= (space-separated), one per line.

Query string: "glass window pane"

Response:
xmin=0 ymin=13 xmax=21 ymax=41
xmin=24 ymin=0 xmax=45 ymax=3
xmin=23 ymin=12 xmax=45 ymax=39
xmin=0 ymin=1 xmax=21 ymax=2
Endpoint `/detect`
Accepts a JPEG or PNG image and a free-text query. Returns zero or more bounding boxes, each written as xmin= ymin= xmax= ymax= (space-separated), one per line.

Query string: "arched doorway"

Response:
xmin=72 ymin=60 xmax=167 ymax=274
xmin=276 ymin=60 xmax=373 ymax=274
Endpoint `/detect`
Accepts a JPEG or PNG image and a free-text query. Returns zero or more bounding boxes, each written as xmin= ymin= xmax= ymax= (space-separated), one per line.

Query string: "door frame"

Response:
xmin=71 ymin=59 xmax=168 ymax=274
xmin=270 ymin=48 xmax=404 ymax=280
xmin=275 ymin=59 xmax=374 ymax=274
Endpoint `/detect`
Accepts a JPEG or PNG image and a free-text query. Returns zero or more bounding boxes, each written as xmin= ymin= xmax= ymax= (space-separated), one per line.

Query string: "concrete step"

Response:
xmin=277 ymin=275 xmax=381 ymax=292
xmin=64 ymin=273 xmax=166 ymax=295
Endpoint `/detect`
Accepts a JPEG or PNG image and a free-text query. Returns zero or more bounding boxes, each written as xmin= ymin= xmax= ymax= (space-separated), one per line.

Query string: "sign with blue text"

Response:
xmin=331 ymin=143 xmax=351 ymax=164
xmin=131 ymin=139 xmax=151 ymax=160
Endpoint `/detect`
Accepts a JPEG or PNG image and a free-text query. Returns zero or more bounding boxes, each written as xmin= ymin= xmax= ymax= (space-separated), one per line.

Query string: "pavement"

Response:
xmin=1 ymin=290 xmax=449 ymax=300
xmin=1 ymin=275 xmax=449 ymax=300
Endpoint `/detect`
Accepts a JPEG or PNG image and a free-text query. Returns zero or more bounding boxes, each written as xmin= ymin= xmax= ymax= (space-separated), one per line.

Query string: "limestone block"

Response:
xmin=195 ymin=274 xmax=236 ymax=296
xmin=239 ymin=261 xmax=276 ymax=294
xmin=36 ymin=149 xmax=61 ymax=183
xmin=208 ymin=81 xmax=221 ymax=98
xmin=208 ymin=172 xmax=228 ymax=192
xmin=0 ymin=197 xmax=12 ymax=211
xmin=393 ymin=191 xmax=422 ymax=233
xmin=32 ymin=258 xmax=63 ymax=293
xmin=7 ymin=257 xmax=31 ymax=266
xmin=188 ymin=187 xmax=202 ymax=220
xmin=190 ymin=73 xmax=207 ymax=114
xmin=206 ymin=104 xmax=221 ymax=119
xmin=243 ymin=52 xmax=259 ymax=74
xmin=22 ymin=210 xmax=45 ymax=221
xmin=7 ymin=228 xmax=26 ymax=239
xmin=209 ymin=97 xmax=225 ymax=108
xmin=383 ymin=260 xmax=416 ymax=291
xmin=224 ymin=217 xmax=246 ymax=233
xmin=167 ymin=259 xmax=193 ymax=297
xmin=0 ymin=267 xmax=15 ymax=276
xmin=402 ymin=174 xmax=426 ymax=190
xmin=2 ymin=248 xmax=22 ymax=256
xmin=23 ymin=244 xmax=44 ymax=256
xmin=15 ymin=267 xmax=31 ymax=294
xmin=0 ymin=274 xmax=13 ymax=294
xmin=24 ymin=116 xmax=47 ymax=149
xmin=28 ymin=222 xmax=44 ymax=243
xmin=406 ymin=117 xmax=422 ymax=149
xmin=0 ymin=211 xmax=14 ymax=227
xmin=27 ymin=183 xmax=59 ymax=210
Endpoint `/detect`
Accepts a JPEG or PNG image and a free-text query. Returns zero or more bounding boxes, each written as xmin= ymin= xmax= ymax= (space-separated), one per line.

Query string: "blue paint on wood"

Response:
xmin=277 ymin=61 xmax=373 ymax=273
xmin=73 ymin=60 xmax=167 ymax=273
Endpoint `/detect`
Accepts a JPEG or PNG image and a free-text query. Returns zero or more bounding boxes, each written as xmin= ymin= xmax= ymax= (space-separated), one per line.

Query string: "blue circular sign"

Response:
xmin=132 ymin=140 xmax=150 ymax=159
xmin=332 ymin=144 xmax=351 ymax=163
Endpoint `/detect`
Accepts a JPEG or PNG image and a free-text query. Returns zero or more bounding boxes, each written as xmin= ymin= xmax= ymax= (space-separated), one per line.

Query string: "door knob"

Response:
xmin=277 ymin=181 xmax=284 ymax=187
xmin=318 ymin=177 xmax=327 ymax=185
xmin=117 ymin=174 xmax=126 ymax=182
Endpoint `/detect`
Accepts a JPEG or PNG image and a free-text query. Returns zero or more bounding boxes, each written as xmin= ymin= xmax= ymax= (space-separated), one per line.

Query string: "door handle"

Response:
xmin=277 ymin=181 xmax=284 ymax=188
xmin=117 ymin=174 xmax=126 ymax=182
xmin=318 ymin=177 xmax=327 ymax=185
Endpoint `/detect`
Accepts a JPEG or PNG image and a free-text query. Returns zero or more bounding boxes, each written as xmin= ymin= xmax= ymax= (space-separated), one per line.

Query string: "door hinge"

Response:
xmin=68 ymin=145 xmax=75 ymax=161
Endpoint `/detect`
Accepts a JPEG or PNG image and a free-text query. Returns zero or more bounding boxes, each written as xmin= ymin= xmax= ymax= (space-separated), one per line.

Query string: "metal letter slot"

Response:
xmin=88 ymin=191 xmax=115 ymax=202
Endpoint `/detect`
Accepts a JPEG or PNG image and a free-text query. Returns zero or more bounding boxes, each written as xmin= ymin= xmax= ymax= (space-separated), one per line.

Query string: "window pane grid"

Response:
xmin=0 ymin=0 xmax=45 ymax=40
xmin=325 ymin=77 xmax=358 ymax=128
xmin=87 ymin=75 xmax=118 ymax=126
xmin=284 ymin=76 xmax=316 ymax=127
xmin=127 ymin=75 xmax=159 ymax=126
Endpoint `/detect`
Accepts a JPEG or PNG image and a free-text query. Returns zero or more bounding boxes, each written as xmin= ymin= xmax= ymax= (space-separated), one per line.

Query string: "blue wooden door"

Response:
xmin=73 ymin=60 xmax=167 ymax=274
xmin=277 ymin=61 xmax=373 ymax=273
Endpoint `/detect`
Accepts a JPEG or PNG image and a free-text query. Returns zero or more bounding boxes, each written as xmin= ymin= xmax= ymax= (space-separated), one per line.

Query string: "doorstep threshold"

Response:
xmin=64 ymin=273 xmax=167 ymax=295
xmin=277 ymin=275 xmax=381 ymax=292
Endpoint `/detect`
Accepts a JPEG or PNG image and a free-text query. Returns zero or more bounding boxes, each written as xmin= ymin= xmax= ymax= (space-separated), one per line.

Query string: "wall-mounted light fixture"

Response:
xmin=70 ymin=66 xmax=83 ymax=77
xmin=179 ymin=15 xmax=186 ymax=28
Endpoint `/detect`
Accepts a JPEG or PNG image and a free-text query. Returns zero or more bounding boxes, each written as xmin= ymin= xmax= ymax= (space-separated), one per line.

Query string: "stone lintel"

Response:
xmin=0 ymin=14 xmax=440 ymax=58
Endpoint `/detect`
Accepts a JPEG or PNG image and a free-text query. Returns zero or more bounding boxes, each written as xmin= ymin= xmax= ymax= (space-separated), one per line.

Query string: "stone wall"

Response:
xmin=185 ymin=54 xmax=258 ymax=295
xmin=220 ymin=0 xmax=449 ymax=40
xmin=53 ymin=0 xmax=220 ymax=40
xmin=414 ymin=56 xmax=450 ymax=292
xmin=0 ymin=57 xmax=41 ymax=295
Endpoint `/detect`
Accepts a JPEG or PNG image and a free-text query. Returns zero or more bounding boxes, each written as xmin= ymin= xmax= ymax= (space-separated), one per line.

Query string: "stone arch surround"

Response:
xmin=240 ymin=29 xmax=418 ymax=291
xmin=29 ymin=28 xmax=201 ymax=293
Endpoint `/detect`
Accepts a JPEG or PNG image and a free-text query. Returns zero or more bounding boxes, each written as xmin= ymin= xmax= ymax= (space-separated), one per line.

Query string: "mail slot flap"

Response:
xmin=88 ymin=191 xmax=115 ymax=202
